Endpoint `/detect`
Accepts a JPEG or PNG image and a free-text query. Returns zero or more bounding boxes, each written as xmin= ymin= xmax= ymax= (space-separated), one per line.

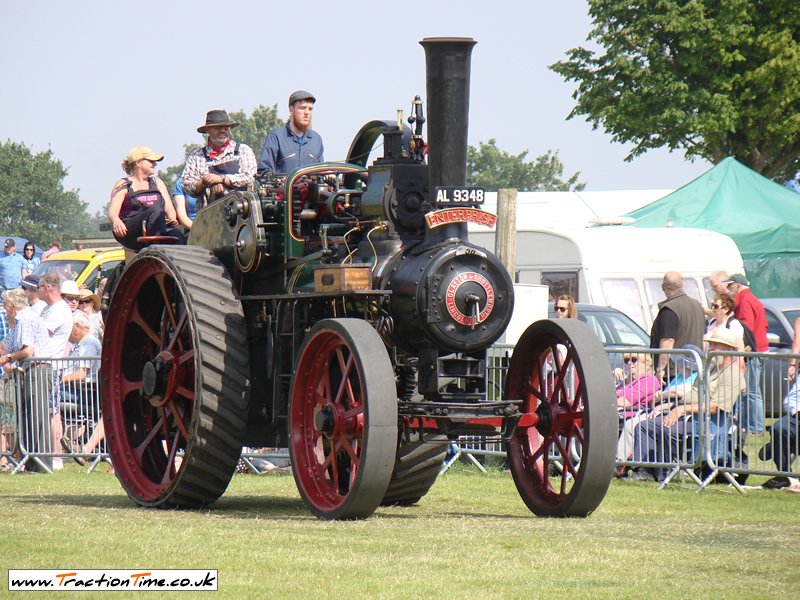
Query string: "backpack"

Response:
xmin=726 ymin=315 xmax=757 ymax=352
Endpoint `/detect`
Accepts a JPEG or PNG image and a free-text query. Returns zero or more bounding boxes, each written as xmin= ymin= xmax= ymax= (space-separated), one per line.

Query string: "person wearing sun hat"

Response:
xmin=258 ymin=90 xmax=324 ymax=175
xmin=107 ymin=146 xmax=182 ymax=251
xmin=77 ymin=288 xmax=104 ymax=341
xmin=181 ymin=109 xmax=257 ymax=203
xmin=60 ymin=279 xmax=82 ymax=312
xmin=629 ymin=328 xmax=746 ymax=482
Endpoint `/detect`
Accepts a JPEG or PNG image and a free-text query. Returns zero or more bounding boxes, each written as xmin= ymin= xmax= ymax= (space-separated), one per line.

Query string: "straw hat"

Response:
xmin=78 ymin=288 xmax=101 ymax=311
xmin=704 ymin=327 xmax=740 ymax=349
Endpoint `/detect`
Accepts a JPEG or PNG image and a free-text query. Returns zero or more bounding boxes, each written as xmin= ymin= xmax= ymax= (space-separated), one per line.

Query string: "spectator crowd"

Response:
xmin=0 ymin=248 xmax=104 ymax=473
xmin=612 ymin=271 xmax=798 ymax=490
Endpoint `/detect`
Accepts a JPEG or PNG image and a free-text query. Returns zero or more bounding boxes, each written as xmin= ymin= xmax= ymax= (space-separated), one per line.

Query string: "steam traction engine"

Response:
xmin=100 ymin=38 xmax=617 ymax=520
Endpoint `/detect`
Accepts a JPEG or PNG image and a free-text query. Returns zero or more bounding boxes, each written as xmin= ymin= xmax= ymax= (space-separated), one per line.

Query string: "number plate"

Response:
xmin=434 ymin=186 xmax=485 ymax=206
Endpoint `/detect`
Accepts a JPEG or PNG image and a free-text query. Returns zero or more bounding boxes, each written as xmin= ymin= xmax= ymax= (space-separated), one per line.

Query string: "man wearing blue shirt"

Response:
xmin=0 ymin=239 xmax=26 ymax=291
xmin=258 ymin=90 xmax=324 ymax=175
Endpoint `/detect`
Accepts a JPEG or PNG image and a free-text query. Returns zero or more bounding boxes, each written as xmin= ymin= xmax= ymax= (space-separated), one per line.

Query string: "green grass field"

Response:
xmin=2 ymin=464 xmax=797 ymax=599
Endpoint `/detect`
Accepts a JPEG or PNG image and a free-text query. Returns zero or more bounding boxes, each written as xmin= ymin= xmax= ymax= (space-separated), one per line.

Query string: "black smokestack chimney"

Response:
xmin=420 ymin=37 xmax=477 ymax=192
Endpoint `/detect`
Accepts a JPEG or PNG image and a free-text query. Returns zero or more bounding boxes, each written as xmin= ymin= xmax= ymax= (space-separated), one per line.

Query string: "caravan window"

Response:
xmin=702 ymin=277 xmax=714 ymax=304
xmin=599 ymin=278 xmax=647 ymax=326
xmin=540 ymin=272 xmax=578 ymax=301
xmin=644 ymin=277 xmax=704 ymax=315
xmin=682 ymin=278 xmax=703 ymax=303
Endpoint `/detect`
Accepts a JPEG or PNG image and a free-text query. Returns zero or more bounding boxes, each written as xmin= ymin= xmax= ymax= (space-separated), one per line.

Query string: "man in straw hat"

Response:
xmin=182 ymin=109 xmax=257 ymax=203
xmin=258 ymin=90 xmax=324 ymax=175
xmin=630 ymin=327 xmax=746 ymax=482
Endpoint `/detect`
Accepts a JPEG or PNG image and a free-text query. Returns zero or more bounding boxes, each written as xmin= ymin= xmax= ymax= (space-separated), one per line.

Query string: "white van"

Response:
xmin=469 ymin=225 xmax=744 ymax=331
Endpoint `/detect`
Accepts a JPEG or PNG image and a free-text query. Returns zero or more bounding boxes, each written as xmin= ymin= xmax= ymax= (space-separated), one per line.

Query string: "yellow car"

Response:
xmin=31 ymin=246 xmax=125 ymax=294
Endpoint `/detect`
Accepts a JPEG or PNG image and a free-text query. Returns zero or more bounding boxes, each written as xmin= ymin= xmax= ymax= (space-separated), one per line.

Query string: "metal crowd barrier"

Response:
xmin=698 ymin=349 xmax=800 ymax=491
xmin=443 ymin=346 xmax=800 ymax=493
xmin=0 ymin=356 xmax=108 ymax=474
xmin=3 ymin=346 xmax=797 ymax=494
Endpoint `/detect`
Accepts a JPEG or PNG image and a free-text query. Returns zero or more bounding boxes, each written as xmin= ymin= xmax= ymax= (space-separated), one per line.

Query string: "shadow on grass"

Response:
xmin=10 ymin=491 xmax=451 ymax=521
xmin=10 ymin=492 xmax=309 ymax=517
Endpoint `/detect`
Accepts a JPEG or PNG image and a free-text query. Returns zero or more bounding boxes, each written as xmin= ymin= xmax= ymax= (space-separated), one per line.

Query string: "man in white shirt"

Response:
xmin=37 ymin=273 xmax=74 ymax=470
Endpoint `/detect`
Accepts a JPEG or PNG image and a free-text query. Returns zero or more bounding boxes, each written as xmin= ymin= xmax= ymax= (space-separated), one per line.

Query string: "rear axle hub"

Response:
xmin=142 ymin=352 xmax=173 ymax=406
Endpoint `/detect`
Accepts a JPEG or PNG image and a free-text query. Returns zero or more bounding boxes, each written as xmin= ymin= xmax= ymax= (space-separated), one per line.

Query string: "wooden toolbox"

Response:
xmin=313 ymin=264 xmax=372 ymax=292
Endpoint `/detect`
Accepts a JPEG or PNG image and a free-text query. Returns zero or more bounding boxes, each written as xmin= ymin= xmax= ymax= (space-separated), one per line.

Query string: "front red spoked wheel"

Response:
xmin=506 ymin=319 xmax=616 ymax=517
xmin=290 ymin=319 xmax=397 ymax=520
xmin=101 ymin=246 xmax=248 ymax=508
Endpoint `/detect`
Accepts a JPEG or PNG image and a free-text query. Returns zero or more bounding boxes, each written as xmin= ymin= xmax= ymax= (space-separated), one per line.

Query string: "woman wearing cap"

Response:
xmin=107 ymin=146 xmax=182 ymax=251
xmin=77 ymin=288 xmax=104 ymax=341
xmin=614 ymin=352 xmax=661 ymax=464
xmin=20 ymin=241 xmax=39 ymax=278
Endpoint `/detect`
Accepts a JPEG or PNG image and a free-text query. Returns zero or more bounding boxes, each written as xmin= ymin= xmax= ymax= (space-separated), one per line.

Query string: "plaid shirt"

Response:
xmin=182 ymin=140 xmax=257 ymax=197
xmin=5 ymin=309 xmax=50 ymax=365
xmin=0 ymin=308 xmax=8 ymax=343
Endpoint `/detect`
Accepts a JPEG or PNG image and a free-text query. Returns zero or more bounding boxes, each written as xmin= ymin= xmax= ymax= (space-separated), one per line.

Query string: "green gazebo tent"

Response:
xmin=624 ymin=157 xmax=800 ymax=297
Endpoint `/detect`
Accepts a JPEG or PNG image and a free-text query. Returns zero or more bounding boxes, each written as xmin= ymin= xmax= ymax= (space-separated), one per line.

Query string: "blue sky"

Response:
xmin=2 ymin=1 xmax=709 ymax=214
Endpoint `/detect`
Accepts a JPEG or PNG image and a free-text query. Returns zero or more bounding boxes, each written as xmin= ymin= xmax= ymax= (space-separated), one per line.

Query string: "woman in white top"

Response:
xmin=705 ymin=293 xmax=744 ymax=352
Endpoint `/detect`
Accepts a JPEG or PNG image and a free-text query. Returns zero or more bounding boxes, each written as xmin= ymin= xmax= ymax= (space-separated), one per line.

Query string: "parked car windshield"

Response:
xmin=31 ymin=259 xmax=88 ymax=282
xmin=549 ymin=303 xmax=649 ymax=347
xmin=781 ymin=309 xmax=800 ymax=329
xmin=583 ymin=309 xmax=649 ymax=347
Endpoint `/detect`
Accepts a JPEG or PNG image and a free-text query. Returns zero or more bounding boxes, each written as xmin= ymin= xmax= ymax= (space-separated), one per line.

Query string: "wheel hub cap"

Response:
xmin=315 ymin=405 xmax=336 ymax=438
xmin=536 ymin=402 xmax=553 ymax=436
xmin=142 ymin=352 xmax=174 ymax=407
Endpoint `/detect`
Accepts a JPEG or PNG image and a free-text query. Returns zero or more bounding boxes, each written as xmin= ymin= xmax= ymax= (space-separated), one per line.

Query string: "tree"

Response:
xmin=0 ymin=140 xmax=93 ymax=246
xmin=466 ymin=139 xmax=586 ymax=191
xmin=160 ymin=104 xmax=284 ymax=192
xmin=550 ymin=0 xmax=800 ymax=181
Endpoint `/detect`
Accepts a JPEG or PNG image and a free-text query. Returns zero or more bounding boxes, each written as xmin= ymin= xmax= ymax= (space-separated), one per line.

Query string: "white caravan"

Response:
xmin=469 ymin=225 xmax=745 ymax=331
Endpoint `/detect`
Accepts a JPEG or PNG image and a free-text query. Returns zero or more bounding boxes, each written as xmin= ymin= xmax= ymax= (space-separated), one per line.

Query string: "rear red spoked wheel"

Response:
xmin=101 ymin=246 xmax=248 ymax=508
xmin=290 ymin=319 xmax=397 ymax=520
xmin=506 ymin=319 xmax=616 ymax=517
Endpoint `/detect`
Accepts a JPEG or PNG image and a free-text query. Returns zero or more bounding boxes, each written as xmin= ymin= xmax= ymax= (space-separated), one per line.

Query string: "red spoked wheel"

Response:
xmin=506 ymin=319 xmax=616 ymax=517
xmin=290 ymin=319 xmax=397 ymax=520
xmin=101 ymin=246 xmax=248 ymax=508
